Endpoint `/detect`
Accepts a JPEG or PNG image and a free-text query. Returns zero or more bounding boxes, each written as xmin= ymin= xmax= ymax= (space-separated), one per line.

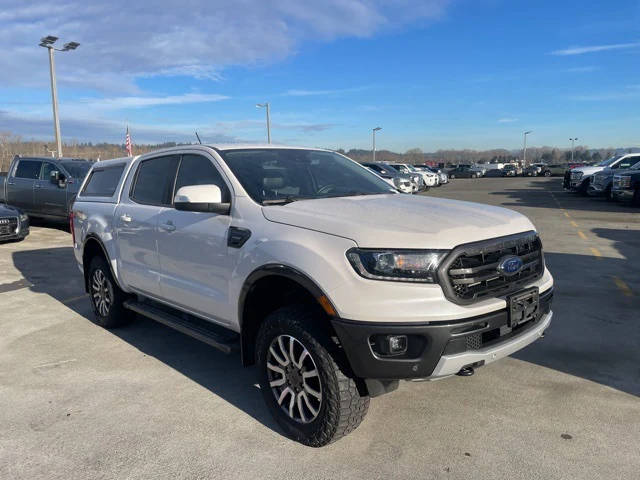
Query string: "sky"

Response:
xmin=0 ymin=0 xmax=638 ymax=152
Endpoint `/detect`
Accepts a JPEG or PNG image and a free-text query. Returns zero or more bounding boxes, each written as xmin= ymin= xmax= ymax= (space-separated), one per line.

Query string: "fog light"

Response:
xmin=388 ymin=335 xmax=408 ymax=354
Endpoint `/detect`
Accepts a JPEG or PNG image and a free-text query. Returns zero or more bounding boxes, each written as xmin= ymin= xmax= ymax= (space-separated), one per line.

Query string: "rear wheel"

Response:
xmin=88 ymin=256 xmax=133 ymax=328
xmin=256 ymin=305 xmax=369 ymax=447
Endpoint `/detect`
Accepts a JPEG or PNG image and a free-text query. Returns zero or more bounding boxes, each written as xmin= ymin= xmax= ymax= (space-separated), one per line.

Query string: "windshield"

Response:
xmin=219 ymin=149 xmax=396 ymax=205
xmin=598 ymin=155 xmax=622 ymax=167
xmin=61 ymin=161 xmax=92 ymax=179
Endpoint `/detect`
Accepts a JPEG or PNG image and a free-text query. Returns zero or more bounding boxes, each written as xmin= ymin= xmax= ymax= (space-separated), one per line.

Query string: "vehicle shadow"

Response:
xmin=490 ymin=177 xmax=639 ymax=213
xmin=11 ymin=246 xmax=281 ymax=435
xmin=29 ymin=217 xmax=70 ymax=233
xmin=514 ymin=248 xmax=640 ymax=397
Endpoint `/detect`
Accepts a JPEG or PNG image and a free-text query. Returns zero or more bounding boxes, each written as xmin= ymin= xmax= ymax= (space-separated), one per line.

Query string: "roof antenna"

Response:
xmin=195 ymin=131 xmax=202 ymax=144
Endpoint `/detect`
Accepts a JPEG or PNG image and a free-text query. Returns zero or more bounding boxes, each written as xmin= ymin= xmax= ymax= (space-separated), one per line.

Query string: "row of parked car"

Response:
xmin=361 ymin=162 xmax=449 ymax=193
xmin=563 ymin=152 xmax=640 ymax=205
xmin=444 ymin=162 xmax=571 ymax=179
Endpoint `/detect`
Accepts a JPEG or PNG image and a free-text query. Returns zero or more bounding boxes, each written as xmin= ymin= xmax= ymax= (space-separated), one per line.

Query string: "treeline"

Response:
xmin=341 ymin=146 xmax=634 ymax=166
xmin=0 ymin=132 xmax=181 ymax=171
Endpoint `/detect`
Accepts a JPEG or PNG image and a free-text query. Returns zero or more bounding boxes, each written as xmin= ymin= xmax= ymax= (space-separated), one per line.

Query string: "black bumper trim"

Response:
xmin=332 ymin=288 xmax=553 ymax=380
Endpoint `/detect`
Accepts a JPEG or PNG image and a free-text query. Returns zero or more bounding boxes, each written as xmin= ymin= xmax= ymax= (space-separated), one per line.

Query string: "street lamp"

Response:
xmin=523 ymin=130 xmax=532 ymax=167
xmin=372 ymin=127 xmax=382 ymax=162
xmin=569 ymin=137 xmax=578 ymax=162
xmin=256 ymin=102 xmax=271 ymax=144
xmin=39 ymin=35 xmax=80 ymax=158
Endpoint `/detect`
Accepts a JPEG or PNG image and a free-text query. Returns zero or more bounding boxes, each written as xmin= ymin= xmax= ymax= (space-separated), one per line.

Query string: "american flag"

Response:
xmin=125 ymin=125 xmax=133 ymax=156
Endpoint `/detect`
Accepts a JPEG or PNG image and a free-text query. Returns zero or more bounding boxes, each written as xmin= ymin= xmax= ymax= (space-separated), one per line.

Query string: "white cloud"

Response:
xmin=284 ymin=86 xmax=368 ymax=96
xmin=551 ymin=42 xmax=640 ymax=56
xmin=498 ymin=118 xmax=518 ymax=123
xmin=0 ymin=0 xmax=453 ymax=91
xmin=82 ymin=93 xmax=229 ymax=110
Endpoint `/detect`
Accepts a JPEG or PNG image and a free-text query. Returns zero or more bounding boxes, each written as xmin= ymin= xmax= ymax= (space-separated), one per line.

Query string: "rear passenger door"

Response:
xmin=7 ymin=159 xmax=42 ymax=212
xmin=155 ymin=153 xmax=234 ymax=324
xmin=115 ymin=155 xmax=179 ymax=297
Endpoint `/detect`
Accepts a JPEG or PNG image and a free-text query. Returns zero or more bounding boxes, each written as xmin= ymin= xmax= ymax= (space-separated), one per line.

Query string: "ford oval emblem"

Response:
xmin=497 ymin=256 xmax=524 ymax=276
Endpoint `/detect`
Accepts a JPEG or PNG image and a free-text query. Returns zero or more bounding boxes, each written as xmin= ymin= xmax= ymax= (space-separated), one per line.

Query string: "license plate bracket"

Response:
xmin=507 ymin=287 xmax=539 ymax=328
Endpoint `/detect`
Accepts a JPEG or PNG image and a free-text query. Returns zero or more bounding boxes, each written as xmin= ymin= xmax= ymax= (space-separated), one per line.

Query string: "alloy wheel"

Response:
xmin=91 ymin=269 xmax=113 ymax=317
xmin=266 ymin=335 xmax=322 ymax=424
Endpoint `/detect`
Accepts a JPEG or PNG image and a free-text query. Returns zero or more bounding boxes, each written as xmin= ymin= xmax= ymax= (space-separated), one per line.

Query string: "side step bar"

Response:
xmin=123 ymin=299 xmax=239 ymax=354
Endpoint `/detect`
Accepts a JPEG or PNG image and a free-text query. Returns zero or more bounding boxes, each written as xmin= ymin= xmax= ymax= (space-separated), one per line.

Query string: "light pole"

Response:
xmin=256 ymin=102 xmax=271 ymax=144
xmin=523 ymin=130 xmax=532 ymax=167
xmin=569 ymin=137 xmax=578 ymax=162
xmin=372 ymin=127 xmax=382 ymax=162
xmin=39 ymin=36 xmax=80 ymax=158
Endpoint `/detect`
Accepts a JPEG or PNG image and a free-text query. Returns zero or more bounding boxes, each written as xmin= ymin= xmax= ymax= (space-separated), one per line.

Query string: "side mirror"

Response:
xmin=50 ymin=170 xmax=60 ymax=183
xmin=174 ymin=185 xmax=230 ymax=215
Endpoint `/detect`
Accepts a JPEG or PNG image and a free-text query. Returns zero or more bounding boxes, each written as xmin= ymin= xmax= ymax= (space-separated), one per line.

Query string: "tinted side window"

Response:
xmin=14 ymin=160 xmax=42 ymax=179
xmin=174 ymin=155 xmax=229 ymax=202
xmin=82 ymin=165 xmax=126 ymax=197
xmin=41 ymin=162 xmax=58 ymax=180
xmin=131 ymin=156 xmax=179 ymax=205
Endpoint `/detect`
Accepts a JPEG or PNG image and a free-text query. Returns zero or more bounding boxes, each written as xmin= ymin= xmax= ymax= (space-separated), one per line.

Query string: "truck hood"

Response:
xmin=262 ymin=194 xmax=535 ymax=249
xmin=0 ymin=203 xmax=23 ymax=217
xmin=573 ymin=166 xmax=603 ymax=176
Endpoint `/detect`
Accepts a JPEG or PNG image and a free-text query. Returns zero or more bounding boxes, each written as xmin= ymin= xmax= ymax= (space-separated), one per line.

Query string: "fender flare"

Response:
xmin=82 ymin=234 xmax=121 ymax=292
xmin=237 ymin=264 xmax=338 ymax=366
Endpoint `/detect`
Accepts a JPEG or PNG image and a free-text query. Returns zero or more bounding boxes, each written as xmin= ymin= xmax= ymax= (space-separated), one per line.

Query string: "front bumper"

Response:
xmin=612 ymin=189 xmax=634 ymax=202
xmin=0 ymin=217 xmax=29 ymax=242
xmin=331 ymin=287 xmax=553 ymax=380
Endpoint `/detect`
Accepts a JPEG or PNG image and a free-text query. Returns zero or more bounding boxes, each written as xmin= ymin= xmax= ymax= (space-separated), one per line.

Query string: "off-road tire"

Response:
xmin=578 ymin=179 xmax=590 ymax=196
xmin=88 ymin=256 xmax=133 ymax=329
xmin=256 ymin=305 xmax=369 ymax=447
xmin=544 ymin=170 xmax=551 ymax=177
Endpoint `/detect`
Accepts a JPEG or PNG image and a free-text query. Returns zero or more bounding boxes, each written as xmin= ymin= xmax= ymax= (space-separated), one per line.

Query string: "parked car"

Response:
xmin=568 ymin=153 xmax=640 ymax=195
xmin=485 ymin=168 xmax=505 ymax=177
xmin=382 ymin=163 xmax=424 ymax=191
xmin=589 ymin=158 xmax=640 ymax=199
xmin=388 ymin=163 xmax=438 ymax=189
xmin=414 ymin=165 xmax=448 ymax=185
xmin=448 ymin=165 xmax=481 ymax=179
xmin=362 ymin=162 xmax=413 ymax=194
xmin=0 ymin=203 xmax=29 ymax=242
xmin=0 ymin=156 xmax=92 ymax=221
xmin=71 ymin=144 xmax=553 ymax=446
xmin=612 ymin=168 xmax=640 ymax=205
xmin=502 ymin=164 xmax=518 ymax=177
xmin=523 ymin=163 xmax=547 ymax=177
xmin=546 ymin=164 xmax=568 ymax=176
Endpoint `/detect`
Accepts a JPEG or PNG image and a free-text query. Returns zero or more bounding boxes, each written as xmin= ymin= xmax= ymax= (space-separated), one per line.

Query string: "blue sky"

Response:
xmin=0 ymin=0 xmax=638 ymax=151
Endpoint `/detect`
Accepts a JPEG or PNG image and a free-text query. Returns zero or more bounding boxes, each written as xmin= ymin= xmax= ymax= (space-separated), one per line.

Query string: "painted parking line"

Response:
xmin=577 ymin=231 xmax=588 ymax=240
xmin=590 ymin=247 xmax=603 ymax=259
xmin=570 ymin=220 xmax=579 ymax=228
xmin=612 ymin=276 xmax=633 ymax=297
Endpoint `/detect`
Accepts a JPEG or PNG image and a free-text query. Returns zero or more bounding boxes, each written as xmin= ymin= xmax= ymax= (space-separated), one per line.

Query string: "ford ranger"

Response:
xmin=71 ymin=145 xmax=554 ymax=446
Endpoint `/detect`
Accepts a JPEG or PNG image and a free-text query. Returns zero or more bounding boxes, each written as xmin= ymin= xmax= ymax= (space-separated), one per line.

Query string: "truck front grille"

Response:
xmin=438 ymin=231 xmax=544 ymax=305
xmin=0 ymin=217 xmax=18 ymax=237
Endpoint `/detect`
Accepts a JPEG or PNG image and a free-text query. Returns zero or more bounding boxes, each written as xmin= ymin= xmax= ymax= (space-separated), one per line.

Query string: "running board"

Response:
xmin=123 ymin=299 xmax=239 ymax=354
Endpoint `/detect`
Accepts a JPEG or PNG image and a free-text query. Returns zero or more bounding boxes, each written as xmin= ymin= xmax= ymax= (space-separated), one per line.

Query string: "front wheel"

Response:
xmin=544 ymin=171 xmax=551 ymax=177
xmin=633 ymin=188 xmax=640 ymax=206
xmin=256 ymin=305 xmax=369 ymax=447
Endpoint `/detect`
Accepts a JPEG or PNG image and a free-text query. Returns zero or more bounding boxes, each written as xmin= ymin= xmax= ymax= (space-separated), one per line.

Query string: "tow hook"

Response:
xmin=456 ymin=366 xmax=475 ymax=377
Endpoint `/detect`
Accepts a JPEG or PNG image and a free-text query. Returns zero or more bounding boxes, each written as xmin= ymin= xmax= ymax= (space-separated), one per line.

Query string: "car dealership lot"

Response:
xmin=1 ymin=178 xmax=639 ymax=479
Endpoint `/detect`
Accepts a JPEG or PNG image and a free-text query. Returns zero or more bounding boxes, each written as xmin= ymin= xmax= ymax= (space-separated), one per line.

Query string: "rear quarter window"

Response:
xmin=81 ymin=164 xmax=126 ymax=197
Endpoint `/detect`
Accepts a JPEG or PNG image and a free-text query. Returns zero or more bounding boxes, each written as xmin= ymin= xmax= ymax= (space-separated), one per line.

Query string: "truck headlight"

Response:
xmin=346 ymin=248 xmax=449 ymax=283
xmin=620 ymin=175 xmax=632 ymax=188
xmin=392 ymin=177 xmax=402 ymax=187
xmin=20 ymin=213 xmax=28 ymax=222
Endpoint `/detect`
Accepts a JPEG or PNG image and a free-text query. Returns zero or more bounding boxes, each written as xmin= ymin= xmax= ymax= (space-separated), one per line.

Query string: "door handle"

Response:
xmin=160 ymin=222 xmax=176 ymax=232
xmin=120 ymin=214 xmax=132 ymax=223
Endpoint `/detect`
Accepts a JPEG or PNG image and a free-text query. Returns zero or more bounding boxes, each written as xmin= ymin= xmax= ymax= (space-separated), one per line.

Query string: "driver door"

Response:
xmin=156 ymin=153 xmax=235 ymax=324
xmin=34 ymin=162 xmax=68 ymax=218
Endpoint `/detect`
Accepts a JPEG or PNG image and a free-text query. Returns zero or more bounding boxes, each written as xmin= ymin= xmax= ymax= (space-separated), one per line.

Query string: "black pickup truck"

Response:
xmin=0 ymin=156 xmax=92 ymax=221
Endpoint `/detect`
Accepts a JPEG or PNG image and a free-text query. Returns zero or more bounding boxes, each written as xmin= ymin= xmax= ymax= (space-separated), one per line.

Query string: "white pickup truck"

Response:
xmin=71 ymin=144 xmax=554 ymax=446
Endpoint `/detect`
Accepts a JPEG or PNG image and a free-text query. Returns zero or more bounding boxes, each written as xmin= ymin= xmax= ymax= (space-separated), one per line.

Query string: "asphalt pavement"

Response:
xmin=0 ymin=177 xmax=638 ymax=479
